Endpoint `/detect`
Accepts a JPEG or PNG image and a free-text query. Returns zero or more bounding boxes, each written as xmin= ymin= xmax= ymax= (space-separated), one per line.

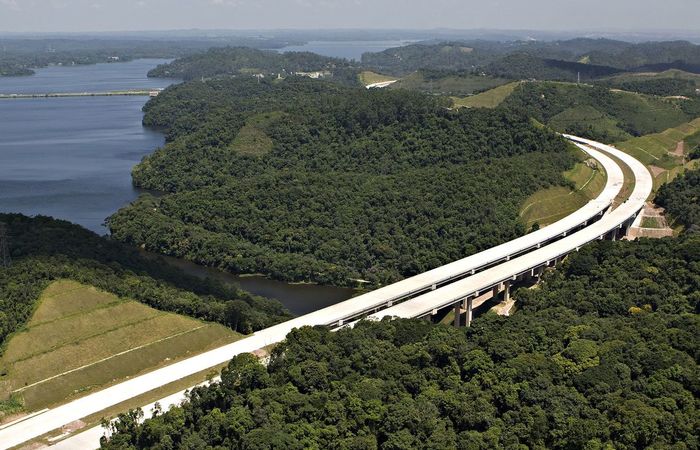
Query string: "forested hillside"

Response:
xmin=108 ymin=77 xmax=576 ymax=287
xmin=147 ymin=47 xmax=359 ymax=84
xmin=360 ymin=38 xmax=700 ymax=79
xmin=100 ymin=229 xmax=699 ymax=449
xmin=0 ymin=214 xmax=289 ymax=350
xmin=656 ymin=168 xmax=700 ymax=231
xmin=499 ymin=82 xmax=700 ymax=142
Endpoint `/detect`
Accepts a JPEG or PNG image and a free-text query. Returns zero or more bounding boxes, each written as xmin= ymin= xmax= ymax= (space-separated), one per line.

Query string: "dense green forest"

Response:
xmin=360 ymin=38 xmax=700 ymax=78
xmin=0 ymin=214 xmax=290 ymax=350
xmin=655 ymin=168 xmax=700 ymax=231
xmin=108 ymin=77 xmax=575 ymax=286
xmin=484 ymin=53 xmax=621 ymax=82
xmin=146 ymin=47 xmax=360 ymax=84
xmin=100 ymin=225 xmax=699 ymax=449
xmin=498 ymin=82 xmax=700 ymax=142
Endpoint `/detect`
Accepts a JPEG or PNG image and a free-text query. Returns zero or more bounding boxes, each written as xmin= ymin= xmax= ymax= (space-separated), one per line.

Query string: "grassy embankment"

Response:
xmin=614 ymin=117 xmax=700 ymax=193
xmin=0 ymin=280 xmax=240 ymax=414
xmin=450 ymin=82 xmax=520 ymax=108
xmin=519 ymin=145 xmax=608 ymax=229
xmin=358 ymin=71 xmax=397 ymax=86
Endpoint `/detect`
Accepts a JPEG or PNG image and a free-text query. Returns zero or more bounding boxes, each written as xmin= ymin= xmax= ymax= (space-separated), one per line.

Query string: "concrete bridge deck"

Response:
xmin=0 ymin=136 xmax=644 ymax=450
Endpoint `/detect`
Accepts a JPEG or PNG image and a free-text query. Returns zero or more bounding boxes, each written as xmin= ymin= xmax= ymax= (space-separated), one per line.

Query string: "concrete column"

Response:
xmin=453 ymin=303 xmax=461 ymax=327
xmin=492 ymin=284 xmax=499 ymax=299
xmin=504 ymin=281 xmax=511 ymax=302
xmin=466 ymin=297 xmax=473 ymax=327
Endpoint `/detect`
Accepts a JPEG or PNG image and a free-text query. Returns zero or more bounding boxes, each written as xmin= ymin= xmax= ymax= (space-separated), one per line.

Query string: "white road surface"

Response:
xmin=368 ymin=138 xmax=652 ymax=320
xmin=0 ymin=136 xmax=638 ymax=449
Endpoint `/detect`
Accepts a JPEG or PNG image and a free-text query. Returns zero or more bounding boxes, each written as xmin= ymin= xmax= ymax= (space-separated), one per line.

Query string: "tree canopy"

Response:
xmin=101 ymin=231 xmax=700 ymax=449
xmin=108 ymin=77 xmax=576 ymax=287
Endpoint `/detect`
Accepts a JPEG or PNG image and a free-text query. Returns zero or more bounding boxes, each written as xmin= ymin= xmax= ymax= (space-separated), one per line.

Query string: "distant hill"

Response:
xmin=499 ymin=82 xmax=700 ymax=142
xmin=360 ymin=39 xmax=700 ymax=80
xmin=147 ymin=46 xmax=360 ymax=84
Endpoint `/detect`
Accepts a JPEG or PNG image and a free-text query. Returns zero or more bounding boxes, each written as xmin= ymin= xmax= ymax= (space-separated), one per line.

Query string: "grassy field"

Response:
xmin=230 ymin=111 xmax=285 ymax=156
xmin=520 ymin=148 xmax=607 ymax=229
xmin=0 ymin=280 xmax=240 ymax=413
xmin=615 ymin=117 xmax=700 ymax=191
xmin=358 ymin=71 xmax=397 ymax=86
xmin=391 ymin=71 xmax=509 ymax=96
xmin=641 ymin=216 xmax=664 ymax=228
xmin=451 ymin=82 xmax=520 ymax=109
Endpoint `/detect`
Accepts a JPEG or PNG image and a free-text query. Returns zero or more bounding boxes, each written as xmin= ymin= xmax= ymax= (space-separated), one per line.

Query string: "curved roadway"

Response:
xmin=368 ymin=137 xmax=652 ymax=321
xmin=0 ymin=136 xmax=636 ymax=449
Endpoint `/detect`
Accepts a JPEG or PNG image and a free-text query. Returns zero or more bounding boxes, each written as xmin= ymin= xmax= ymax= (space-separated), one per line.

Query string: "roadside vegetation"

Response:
xmin=520 ymin=148 xmax=607 ymax=229
xmin=0 ymin=280 xmax=240 ymax=414
xmin=102 ymin=222 xmax=699 ymax=449
xmin=655 ymin=167 xmax=700 ymax=231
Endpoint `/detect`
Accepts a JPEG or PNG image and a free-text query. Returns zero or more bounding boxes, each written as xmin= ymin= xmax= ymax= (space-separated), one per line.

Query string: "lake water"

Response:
xmin=278 ymin=40 xmax=413 ymax=61
xmin=0 ymin=59 xmax=172 ymax=234
xmin=0 ymin=57 xmax=355 ymax=312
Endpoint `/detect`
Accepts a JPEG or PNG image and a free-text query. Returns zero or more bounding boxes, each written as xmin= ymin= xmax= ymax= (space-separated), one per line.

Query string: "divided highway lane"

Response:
xmin=367 ymin=137 xmax=652 ymax=321
xmin=0 ymin=137 xmax=625 ymax=449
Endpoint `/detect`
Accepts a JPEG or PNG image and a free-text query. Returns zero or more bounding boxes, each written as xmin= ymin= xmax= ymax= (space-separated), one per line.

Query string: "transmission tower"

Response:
xmin=0 ymin=223 xmax=11 ymax=268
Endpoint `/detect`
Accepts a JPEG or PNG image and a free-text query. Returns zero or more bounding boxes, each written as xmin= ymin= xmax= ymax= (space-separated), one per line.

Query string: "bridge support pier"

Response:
xmin=453 ymin=303 xmax=461 ymax=327
xmin=465 ymin=297 xmax=473 ymax=327
xmin=504 ymin=281 xmax=511 ymax=303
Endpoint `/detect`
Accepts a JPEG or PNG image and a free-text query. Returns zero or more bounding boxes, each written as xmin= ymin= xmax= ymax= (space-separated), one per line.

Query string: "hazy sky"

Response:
xmin=0 ymin=0 xmax=698 ymax=33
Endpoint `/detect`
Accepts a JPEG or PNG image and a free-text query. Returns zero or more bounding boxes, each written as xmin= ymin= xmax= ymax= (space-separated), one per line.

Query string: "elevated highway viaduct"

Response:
xmin=367 ymin=137 xmax=652 ymax=325
xmin=0 ymin=136 xmax=644 ymax=449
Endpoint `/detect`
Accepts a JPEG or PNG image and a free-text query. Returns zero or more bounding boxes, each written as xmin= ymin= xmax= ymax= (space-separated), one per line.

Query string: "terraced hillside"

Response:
xmin=615 ymin=118 xmax=700 ymax=191
xmin=0 ymin=280 xmax=240 ymax=413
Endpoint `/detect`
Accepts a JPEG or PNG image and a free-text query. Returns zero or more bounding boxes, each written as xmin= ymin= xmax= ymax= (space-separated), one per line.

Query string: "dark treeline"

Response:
xmin=485 ymin=54 xmax=622 ymax=82
xmin=100 ymin=228 xmax=699 ymax=449
xmin=596 ymin=78 xmax=698 ymax=97
xmin=108 ymin=77 xmax=575 ymax=287
xmin=655 ymin=168 xmax=700 ymax=231
xmin=0 ymin=214 xmax=290 ymax=350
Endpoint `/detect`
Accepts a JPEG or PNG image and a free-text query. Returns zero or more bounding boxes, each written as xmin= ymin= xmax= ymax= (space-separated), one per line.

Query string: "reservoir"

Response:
xmin=0 ymin=59 xmax=172 ymax=234
xmin=0 ymin=57 xmax=356 ymax=313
